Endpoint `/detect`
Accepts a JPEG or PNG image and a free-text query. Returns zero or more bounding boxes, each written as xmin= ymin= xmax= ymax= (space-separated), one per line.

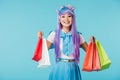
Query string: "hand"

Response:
xmin=90 ymin=36 xmax=95 ymax=42
xmin=37 ymin=31 xmax=43 ymax=39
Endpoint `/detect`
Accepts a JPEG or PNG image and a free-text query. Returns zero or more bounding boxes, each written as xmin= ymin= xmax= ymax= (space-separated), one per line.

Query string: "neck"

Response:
xmin=62 ymin=26 xmax=70 ymax=33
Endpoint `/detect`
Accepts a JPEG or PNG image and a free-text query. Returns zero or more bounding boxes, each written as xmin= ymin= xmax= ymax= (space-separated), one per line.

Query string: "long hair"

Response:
xmin=54 ymin=5 xmax=80 ymax=63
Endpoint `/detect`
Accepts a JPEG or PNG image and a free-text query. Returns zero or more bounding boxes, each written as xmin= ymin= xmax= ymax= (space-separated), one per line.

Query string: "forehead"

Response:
xmin=60 ymin=13 xmax=72 ymax=16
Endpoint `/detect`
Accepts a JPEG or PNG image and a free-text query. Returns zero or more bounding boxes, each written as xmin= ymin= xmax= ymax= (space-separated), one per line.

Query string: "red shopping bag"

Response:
xmin=82 ymin=42 xmax=94 ymax=71
xmin=92 ymin=42 xmax=101 ymax=71
xmin=82 ymin=41 xmax=101 ymax=72
xmin=32 ymin=38 xmax=43 ymax=62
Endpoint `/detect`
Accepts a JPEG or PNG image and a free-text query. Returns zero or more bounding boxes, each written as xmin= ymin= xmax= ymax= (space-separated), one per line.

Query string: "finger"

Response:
xmin=37 ymin=31 xmax=43 ymax=38
xmin=90 ymin=36 xmax=95 ymax=42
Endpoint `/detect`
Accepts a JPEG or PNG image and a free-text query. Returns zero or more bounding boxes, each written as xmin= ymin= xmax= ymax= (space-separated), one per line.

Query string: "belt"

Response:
xmin=57 ymin=58 xmax=75 ymax=62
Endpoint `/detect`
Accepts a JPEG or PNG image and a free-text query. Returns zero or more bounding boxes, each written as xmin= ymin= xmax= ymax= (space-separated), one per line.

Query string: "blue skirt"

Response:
xmin=49 ymin=60 xmax=82 ymax=80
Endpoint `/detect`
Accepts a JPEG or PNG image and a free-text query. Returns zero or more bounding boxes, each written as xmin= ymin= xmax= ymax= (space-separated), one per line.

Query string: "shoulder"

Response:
xmin=77 ymin=32 xmax=86 ymax=44
xmin=77 ymin=31 xmax=82 ymax=35
xmin=48 ymin=30 xmax=56 ymax=35
xmin=47 ymin=30 xmax=56 ymax=43
xmin=77 ymin=31 xmax=83 ymax=37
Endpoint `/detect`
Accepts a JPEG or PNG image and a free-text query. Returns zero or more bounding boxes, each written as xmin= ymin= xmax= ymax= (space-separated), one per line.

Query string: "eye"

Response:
xmin=61 ymin=15 xmax=65 ymax=18
xmin=68 ymin=15 xmax=72 ymax=17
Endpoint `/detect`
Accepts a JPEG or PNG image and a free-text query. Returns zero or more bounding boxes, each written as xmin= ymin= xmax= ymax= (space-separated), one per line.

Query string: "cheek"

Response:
xmin=58 ymin=19 xmax=63 ymax=25
xmin=69 ymin=18 xmax=73 ymax=22
xmin=59 ymin=19 xmax=63 ymax=25
xmin=59 ymin=19 xmax=62 ymax=23
xmin=60 ymin=18 xmax=64 ymax=23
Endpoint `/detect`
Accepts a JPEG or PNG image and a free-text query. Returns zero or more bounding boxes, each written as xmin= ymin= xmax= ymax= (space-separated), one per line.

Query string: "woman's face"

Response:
xmin=60 ymin=13 xmax=73 ymax=28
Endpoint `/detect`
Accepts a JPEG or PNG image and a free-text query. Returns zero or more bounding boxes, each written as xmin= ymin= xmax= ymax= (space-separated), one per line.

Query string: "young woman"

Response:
xmin=38 ymin=4 xmax=94 ymax=80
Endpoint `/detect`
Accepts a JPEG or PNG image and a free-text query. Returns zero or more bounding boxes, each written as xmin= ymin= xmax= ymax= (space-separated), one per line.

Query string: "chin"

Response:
xmin=63 ymin=24 xmax=71 ymax=27
xmin=64 ymin=26 xmax=71 ymax=28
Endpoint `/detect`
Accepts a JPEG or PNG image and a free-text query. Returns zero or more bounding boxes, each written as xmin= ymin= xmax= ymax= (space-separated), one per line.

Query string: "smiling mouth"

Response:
xmin=64 ymin=21 xmax=70 ymax=24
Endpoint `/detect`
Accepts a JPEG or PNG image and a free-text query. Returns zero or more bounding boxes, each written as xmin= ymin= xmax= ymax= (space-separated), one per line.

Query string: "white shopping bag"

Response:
xmin=38 ymin=39 xmax=51 ymax=67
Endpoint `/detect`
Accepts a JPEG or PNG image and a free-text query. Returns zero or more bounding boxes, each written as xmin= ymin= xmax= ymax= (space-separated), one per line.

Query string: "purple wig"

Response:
xmin=54 ymin=5 xmax=80 ymax=63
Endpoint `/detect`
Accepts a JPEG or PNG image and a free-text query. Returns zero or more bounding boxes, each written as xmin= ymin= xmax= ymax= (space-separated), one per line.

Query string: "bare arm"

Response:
xmin=80 ymin=42 xmax=88 ymax=52
xmin=80 ymin=36 xmax=95 ymax=52
xmin=46 ymin=40 xmax=52 ymax=50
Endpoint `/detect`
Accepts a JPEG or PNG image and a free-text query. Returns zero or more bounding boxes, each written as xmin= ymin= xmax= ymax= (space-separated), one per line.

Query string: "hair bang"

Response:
xmin=58 ymin=6 xmax=74 ymax=16
xmin=60 ymin=10 xmax=74 ymax=15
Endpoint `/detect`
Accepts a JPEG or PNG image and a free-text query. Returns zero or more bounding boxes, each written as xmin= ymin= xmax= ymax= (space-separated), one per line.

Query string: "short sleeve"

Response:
xmin=79 ymin=34 xmax=85 ymax=45
xmin=47 ymin=31 xmax=55 ymax=43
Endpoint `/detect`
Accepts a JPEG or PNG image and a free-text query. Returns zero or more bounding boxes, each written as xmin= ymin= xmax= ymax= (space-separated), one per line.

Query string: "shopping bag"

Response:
xmin=96 ymin=40 xmax=111 ymax=70
xmin=38 ymin=39 xmax=51 ymax=67
xmin=32 ymin=38 xmax=43 ymax=62
xmin=82 ymin=42 xmax=94 ymax=71
xmin=92 ymin=42 xmax=101 ymax=71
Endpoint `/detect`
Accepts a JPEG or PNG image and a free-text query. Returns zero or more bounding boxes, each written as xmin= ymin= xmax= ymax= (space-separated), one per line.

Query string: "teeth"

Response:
xmin=64 ymin=22 xmax=69 ymax=24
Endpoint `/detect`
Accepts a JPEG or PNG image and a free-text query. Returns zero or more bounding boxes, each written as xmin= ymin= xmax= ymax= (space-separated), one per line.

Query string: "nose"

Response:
xmin=65 ymin=16 xmax=69 ymax=21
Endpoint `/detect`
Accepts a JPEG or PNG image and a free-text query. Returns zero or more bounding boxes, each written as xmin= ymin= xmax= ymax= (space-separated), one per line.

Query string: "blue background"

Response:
xmin=0 ymin=0 xmax=120 ymax=80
